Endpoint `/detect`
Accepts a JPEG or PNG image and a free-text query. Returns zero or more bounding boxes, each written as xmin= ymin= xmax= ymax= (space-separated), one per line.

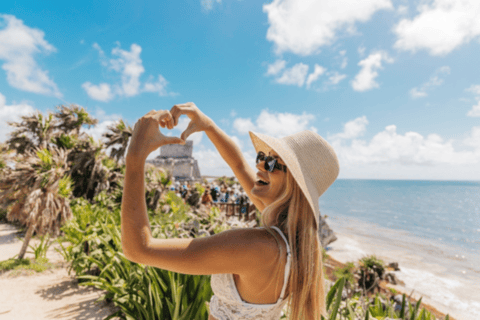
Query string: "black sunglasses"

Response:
xmin=256 ymin=151 xmax=287 ymax=173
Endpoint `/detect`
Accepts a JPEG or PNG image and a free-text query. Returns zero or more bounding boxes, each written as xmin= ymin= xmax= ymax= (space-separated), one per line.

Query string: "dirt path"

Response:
xmin=0 ymin=223 xmax=119 ymax=320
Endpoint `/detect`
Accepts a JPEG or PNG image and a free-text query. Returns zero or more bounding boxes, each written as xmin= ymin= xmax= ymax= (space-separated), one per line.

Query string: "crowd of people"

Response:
xmin=168 ymin=178 xmax=255 ymax=219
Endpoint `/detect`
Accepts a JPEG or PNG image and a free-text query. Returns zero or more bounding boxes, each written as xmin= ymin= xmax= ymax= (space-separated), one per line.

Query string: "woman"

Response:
xmin=121 ymin=102 xmax=339 ymax=320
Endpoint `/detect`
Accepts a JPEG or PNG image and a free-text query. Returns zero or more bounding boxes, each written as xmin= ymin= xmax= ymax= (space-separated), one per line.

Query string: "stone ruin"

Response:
xmin=146 ymin=140 xmax=201 ymax=181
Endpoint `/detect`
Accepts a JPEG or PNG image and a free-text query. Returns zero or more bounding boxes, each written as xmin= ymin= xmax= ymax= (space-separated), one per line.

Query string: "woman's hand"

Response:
xmin=170 ymin=102 xmax=214 ymax=141
xmin=126 ymin=110 xmax=184 ymax=162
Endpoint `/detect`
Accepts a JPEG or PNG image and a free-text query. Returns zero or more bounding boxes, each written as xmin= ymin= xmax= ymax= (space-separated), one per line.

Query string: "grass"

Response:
xmin=0 ymin=257 xmax=53 ymax=275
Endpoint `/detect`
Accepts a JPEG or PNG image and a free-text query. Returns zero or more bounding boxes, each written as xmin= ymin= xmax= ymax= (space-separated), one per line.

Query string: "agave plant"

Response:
xmin=0 ymin=146 xmax=73 ymax=259
xmin=103 ymin=119 xmax=133 ymax=164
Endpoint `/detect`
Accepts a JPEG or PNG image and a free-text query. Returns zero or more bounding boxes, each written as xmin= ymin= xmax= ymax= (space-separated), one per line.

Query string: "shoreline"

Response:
xmin=325 ymin=216 xmax=480 ymax=320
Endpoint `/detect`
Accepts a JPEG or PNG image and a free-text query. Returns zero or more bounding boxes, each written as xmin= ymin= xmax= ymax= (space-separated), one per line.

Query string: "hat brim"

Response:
xmin=249 ymin=131 xmax=321 ymax=230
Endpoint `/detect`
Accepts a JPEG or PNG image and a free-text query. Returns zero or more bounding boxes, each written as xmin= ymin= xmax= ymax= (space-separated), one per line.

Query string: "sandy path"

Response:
xmin=0 ymin=223 xmax=119 ymax=320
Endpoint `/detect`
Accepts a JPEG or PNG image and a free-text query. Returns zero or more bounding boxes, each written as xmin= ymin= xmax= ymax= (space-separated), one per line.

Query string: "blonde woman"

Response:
xmin=121 ymin=103 xmax=339 ymax=320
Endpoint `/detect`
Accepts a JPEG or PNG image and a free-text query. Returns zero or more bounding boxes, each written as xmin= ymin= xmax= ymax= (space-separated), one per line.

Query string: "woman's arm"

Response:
xmin=121 ymin=110 xmax=277 ymax=274
xmin=170 ymin=103 xmax=266 ymax=212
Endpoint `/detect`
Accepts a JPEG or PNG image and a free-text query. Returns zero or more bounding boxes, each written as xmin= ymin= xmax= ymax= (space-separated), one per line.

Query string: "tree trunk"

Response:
xmin=18 ymin=224 xmax=35 ymax=260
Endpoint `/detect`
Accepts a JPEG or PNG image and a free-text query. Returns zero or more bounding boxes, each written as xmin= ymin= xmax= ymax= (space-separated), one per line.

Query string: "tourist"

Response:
xmin=201 ymin=188 xmax=213 ymax=209
xmin=121 ymin=105 xmax=339 ymax=320
xmin=210 ymin=184 xmax=219 ymax=202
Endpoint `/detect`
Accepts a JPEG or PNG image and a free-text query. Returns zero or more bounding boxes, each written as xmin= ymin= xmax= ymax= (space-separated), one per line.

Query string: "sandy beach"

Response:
xmin=0 ymin=223 xmax=119 ymax=320
xmin=326 ymin=216 xmax=480 ymax=320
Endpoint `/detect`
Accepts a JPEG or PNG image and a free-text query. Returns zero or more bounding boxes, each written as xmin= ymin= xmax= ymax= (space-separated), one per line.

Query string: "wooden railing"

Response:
xmin=214 ymin=203 xmax=256 ymax=221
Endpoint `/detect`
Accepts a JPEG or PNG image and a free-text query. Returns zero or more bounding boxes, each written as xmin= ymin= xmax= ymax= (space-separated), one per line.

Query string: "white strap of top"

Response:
xmin=263 ymin=226 xmax=291 ymax=300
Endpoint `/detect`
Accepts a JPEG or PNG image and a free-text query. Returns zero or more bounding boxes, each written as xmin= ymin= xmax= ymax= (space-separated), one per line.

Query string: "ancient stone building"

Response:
xmin=146 ymin=140 xmax=201 ymax=181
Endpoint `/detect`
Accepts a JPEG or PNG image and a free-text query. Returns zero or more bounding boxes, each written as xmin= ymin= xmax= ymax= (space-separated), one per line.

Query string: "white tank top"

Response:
xmin=209 ymin=226 xmax=291 ymax=320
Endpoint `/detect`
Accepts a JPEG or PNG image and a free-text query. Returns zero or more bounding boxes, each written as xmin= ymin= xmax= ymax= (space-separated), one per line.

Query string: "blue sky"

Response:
xmin=1 ymin=0 xmax=479 ymax=180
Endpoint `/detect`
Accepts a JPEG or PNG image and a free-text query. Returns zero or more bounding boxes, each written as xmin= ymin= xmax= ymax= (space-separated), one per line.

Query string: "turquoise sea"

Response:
xmin=320 ymin=179 xmax=480 ymax=320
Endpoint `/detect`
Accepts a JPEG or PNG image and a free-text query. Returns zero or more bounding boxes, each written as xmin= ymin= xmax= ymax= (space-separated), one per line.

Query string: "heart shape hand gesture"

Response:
xmin=126 ymin=103 xmax=213 ymax=163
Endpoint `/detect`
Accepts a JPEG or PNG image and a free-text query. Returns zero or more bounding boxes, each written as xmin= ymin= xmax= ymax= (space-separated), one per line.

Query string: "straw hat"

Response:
xmin=249 ymin=130 xmax=339 ymax=230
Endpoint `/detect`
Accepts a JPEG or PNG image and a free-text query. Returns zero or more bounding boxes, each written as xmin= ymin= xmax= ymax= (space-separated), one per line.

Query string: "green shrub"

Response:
xmin=28 ymin=234 xmax=52 ymax=260
xmin=0 ymin=257 xmax=52 ymax=274
xmin=333 ymin=262 xmax=356 ymax=287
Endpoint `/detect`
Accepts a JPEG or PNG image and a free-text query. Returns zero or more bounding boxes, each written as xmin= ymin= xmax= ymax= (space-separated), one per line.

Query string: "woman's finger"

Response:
xmin=166 ymin=117 xmax=173 ymax=130
xmin=163 ymin=135 xmax=185 ymax=145
xmin=170 ymin=103 xmax=195 ymax=127
xmin=170 ymin=105 xmax=182 ymax=127
xmin=181 ymin=121 xmax=198 ymax=141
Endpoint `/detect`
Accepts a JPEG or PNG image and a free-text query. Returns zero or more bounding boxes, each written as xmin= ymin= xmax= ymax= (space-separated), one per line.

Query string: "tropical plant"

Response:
xmin=67 ymin=136 xmax=122 ymax=200
xmin=27 ymin=234 xmax=53 ymax=260
xmin=0 ymin=146 xmax=73 ymax=259
xmin=103 ymin=119 xmax=133 ymax=163
xmin=334 ymin=262 xmax=356 ymax=292
xmin=54 ymin=104 xmax=98 ymax=136
xmin=145 ymin=164 xmax=171 ymax=211
xmin=357 ymin=255 xmax=385 ymax=293
xmin=6 ymin=111 xmax=57 ymax=153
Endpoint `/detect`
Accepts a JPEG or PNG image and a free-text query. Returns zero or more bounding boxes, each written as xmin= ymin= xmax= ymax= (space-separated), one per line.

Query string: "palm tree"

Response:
xmin=6 ymin=112 xmax=57 ymax=154
xmin=0 ymin=146 xmax=73 ymax=259
xmin=103 ymin=119 xmax=132 ymax=164
xmin=54 ymin=104 xmax=98 ymax=136
xmin=67 ymin=136 xmax=122 ymax=200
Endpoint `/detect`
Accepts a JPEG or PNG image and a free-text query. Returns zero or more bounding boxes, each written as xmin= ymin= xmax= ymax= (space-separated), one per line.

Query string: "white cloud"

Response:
xmin=306 ymin=64 xmax=327 ymax=88
xmin=352 ymin=51 xmax=393 ymax=92
xmin=82 ymin=82 xmax=114 ymax=102
xmin=409 ymin=66 xmax=450 ymax=99
xmin=465 ymin=84 xmax=480 ymax=117
xmin=276 ymin=63 xmax=309 ymax=87
xmin=201 ymin=0 xmax=222 ymax=11
xmin=266 ymin=59 xmax=286 ymax=75
xmin=0 ymin=92 xmax=36 ymax=142
xmin=397 ymin=5 xmax=408 ymax=15
xmin=263 ymin=0 xmax=393 ymax=56
xmin=193 ymin=148 xmax=233 ymax=177
xmin=329 ymin=117 xmax=480 ymax=167
xmin=234 ymin=109 xmax=316 ymax=137
xmin=330 ymin=116 xmax=368 ymax=140
xmin=463 ymin=126 xmax=480 ymax=149
xmin=467 ymin=100 xmax=480 ymax=117
xmin=409 ymin=87 xmax=428 ymax=98
xmin=110 ymin=44 xmax=144 ymax=97
xmin=233 ymin=118 xmax=256 ymax=134
xmin=466 ymin=84 xmax=480 ymax=95
xmin=143 ymin=75 xmax=172 ymax=96
xmin=326 ymin=71 xmax=347 ymax=86
xmin=83 ymin=43 xmax=174 ymax=101
xmin=0 ymin=14 xmax=61 ymax=97
xmin=393 ymin=0 xmax=480 ymax=56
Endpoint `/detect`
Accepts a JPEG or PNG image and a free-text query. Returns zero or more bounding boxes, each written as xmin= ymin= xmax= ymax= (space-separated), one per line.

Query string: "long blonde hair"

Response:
xmin=261 ymin=169 xmax=326 ymax=319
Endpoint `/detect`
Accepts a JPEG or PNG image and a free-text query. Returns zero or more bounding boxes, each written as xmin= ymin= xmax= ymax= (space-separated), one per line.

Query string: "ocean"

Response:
xmin=319 ymin=179 xmax=480 ymax=320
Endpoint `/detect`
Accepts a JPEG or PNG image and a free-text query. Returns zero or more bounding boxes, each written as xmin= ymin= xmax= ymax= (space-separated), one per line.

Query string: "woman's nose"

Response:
xmin=256 ymin=160 xmax=267 ymax=172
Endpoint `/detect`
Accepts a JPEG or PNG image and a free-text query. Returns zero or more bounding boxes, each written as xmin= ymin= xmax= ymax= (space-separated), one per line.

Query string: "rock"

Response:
xmin=388 ymin=262 xmax=400 ymax=271
xmin=318 ymin=216 xmax=337 ymax=248
xmin=385 ymin=272 xmax=403 ymax=285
